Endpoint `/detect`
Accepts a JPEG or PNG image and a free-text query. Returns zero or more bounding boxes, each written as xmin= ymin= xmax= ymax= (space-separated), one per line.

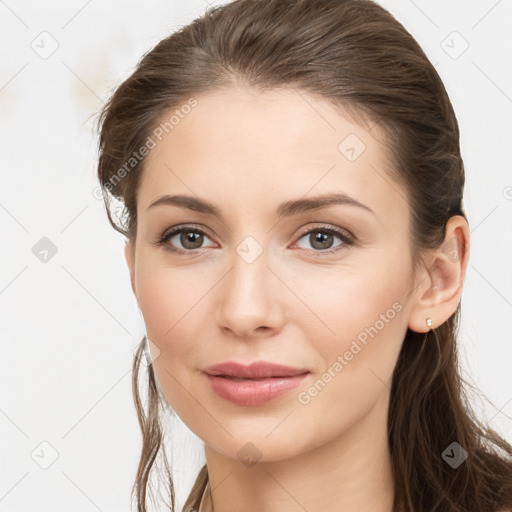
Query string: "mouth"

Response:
xmin=202 ymin=361 xmax=311 ymax=406
xmin=211 ymin=374 xmax=309 ymax=381
xmin=203 ymin=361 xmax=310 ymax=379
xmin=207 ymin=372 xmax=309 ymax=384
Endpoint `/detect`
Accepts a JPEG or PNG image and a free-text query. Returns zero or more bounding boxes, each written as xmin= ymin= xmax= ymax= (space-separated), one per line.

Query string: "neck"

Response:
xmin=203 ymin=390 xmax=395 ymax=512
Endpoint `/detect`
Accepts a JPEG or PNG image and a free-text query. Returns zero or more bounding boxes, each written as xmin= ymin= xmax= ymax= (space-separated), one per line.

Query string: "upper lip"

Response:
xmin=204 ymin=361 xmax=310 ymax=379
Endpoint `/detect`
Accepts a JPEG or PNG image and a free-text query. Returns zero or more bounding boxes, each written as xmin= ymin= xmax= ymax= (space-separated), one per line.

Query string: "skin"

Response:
xmin=124 ymin=86 xmax=470 ymax=512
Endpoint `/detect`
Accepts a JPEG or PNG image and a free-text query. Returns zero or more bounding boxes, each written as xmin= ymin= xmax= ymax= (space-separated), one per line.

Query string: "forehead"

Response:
xmin=138 ymin=86 xmax=409 ymax=228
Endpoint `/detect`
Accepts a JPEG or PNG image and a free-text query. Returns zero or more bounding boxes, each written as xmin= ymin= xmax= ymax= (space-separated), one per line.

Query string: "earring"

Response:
xmin=426 ymin=318 xmax=433 ymax=328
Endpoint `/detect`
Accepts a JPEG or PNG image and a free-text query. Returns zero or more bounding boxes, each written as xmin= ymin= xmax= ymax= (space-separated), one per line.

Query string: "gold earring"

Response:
xmin=426 ymin=318 xmax=433 ymax=328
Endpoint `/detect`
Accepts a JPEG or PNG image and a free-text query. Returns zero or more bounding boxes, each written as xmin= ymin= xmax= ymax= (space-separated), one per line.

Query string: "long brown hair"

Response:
xmin=95 ymin=0 xmax=512 ymax=510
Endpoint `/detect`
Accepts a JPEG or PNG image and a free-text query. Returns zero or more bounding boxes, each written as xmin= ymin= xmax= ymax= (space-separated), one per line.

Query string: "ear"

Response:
xmin=407 ymin=215 xmax=470 ymax=333
xmin=124 ymin=239 xmax=137 ymax=300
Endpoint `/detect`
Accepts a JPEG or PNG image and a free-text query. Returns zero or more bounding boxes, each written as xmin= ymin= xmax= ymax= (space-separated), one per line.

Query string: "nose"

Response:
xmin=215 ymin=247 xmax=286 ymax=340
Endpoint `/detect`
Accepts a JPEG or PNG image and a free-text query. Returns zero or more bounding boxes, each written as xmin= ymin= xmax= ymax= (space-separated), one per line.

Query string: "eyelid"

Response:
xmin=294 ymin=223 xmax=354 ymax=244
xmin=159 ymin=223 xmax=212 ymax=242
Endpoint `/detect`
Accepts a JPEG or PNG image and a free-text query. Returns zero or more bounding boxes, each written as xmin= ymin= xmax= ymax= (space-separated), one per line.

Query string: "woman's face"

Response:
xmin=126 ymin=86 xmax=422 ymax=462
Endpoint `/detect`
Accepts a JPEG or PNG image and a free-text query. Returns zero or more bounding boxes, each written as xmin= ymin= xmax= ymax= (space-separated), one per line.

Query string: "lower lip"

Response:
xmin=205 ymin=373 xmax=309 ymax=406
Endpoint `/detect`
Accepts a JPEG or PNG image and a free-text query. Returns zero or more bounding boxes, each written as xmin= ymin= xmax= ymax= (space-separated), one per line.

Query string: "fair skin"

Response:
xmin=124 ymin=86 xmax=470 ymax=512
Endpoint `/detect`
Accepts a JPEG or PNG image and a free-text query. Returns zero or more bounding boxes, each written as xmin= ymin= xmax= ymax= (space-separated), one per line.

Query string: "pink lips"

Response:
xmin=203 ymin=361 xmax=310 ymax=406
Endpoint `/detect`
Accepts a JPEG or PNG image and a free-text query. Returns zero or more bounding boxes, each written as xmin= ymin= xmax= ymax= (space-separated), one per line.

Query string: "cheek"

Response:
xmin=279 ymin=251 xmax=409 ymax=345
xmin=285 ymin=256 xmax=410 ymax=396
xmin=135 ymin=259 xmax=216 ymax=418
xmin=135 ymin=257 xmax=214 ymax=359
xmin=289 ymin=272 xmax=408 ymax=442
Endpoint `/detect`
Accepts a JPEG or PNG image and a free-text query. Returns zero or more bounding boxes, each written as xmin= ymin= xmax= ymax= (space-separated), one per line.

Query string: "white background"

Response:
xmin=1 ymin=0 xmax=511 ymax=510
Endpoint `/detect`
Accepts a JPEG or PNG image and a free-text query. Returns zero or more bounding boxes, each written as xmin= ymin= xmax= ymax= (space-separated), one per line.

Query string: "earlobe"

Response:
xmin=407 ymin=215 xmax=470 ymax=333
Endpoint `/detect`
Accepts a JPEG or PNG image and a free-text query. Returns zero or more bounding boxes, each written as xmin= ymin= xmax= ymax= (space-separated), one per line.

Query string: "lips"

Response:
xmin=203 ymin=361 xmax=310 ymax=379
xmin=203 ymin=361 xmax=311 ymax=406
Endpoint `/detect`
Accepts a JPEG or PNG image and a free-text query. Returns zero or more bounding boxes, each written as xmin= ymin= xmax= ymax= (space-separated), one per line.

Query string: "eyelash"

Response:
xmin=154 ymin=223 xmax=355 ymax=256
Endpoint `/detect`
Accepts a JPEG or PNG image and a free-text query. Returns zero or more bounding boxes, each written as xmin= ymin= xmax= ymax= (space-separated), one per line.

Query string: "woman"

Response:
xmin=95 ymin=0 xmax=512 ymax=510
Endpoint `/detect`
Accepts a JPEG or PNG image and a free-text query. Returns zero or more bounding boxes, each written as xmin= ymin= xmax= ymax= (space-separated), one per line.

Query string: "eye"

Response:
xmin=154 ymin=223 xmax=355 ymax=256
xmin=155 ymin=224 xmax=216 ymax=254
xmin=293 ymin=224 xmax=354 ymax=255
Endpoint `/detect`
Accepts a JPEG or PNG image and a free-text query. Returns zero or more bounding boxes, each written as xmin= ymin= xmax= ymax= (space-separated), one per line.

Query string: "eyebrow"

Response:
xmin=146 ymin=192 xmax=375 ymax=220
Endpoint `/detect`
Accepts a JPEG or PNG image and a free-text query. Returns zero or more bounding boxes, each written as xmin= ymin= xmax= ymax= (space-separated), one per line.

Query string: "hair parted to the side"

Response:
xmin=95 ymin=0 xmax=512 ymax=511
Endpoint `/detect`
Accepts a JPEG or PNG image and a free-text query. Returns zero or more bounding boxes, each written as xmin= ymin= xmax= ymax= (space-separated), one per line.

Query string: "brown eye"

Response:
xmin=178 ymin=230 xmax=204 ymax=250
xmin=309 ymin=231 xmax=336 ymax=250
xmin=157 ymin=225 xmax=216 ymax=253
xmin=294 ymin=225 xmax=354 ymax=255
